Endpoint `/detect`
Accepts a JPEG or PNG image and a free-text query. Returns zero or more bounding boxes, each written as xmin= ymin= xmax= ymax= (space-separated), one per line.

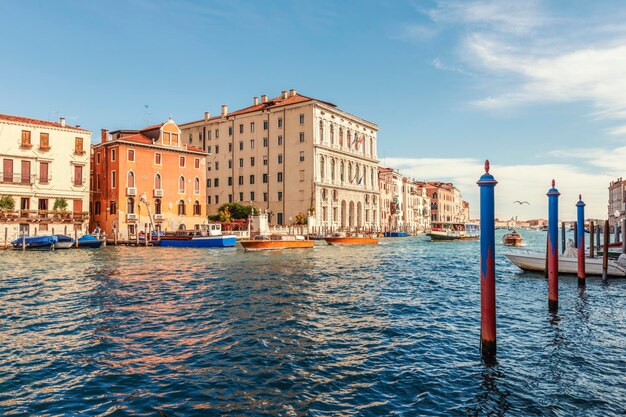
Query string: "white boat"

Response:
xmin=505 ymin=241 xmax=626 ymax=277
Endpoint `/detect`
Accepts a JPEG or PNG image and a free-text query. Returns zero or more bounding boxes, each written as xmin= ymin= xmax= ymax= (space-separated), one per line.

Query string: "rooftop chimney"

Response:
xmin=261 ymin=95 xmax=268 ymax=103
xmin=289 ymin=89 xmax=296 ymax=97
xmin=204 ymin=111 xmax=210 ymax=121
xmin=281 ymin=90 xmax=287 ymax=99
xmin=254 ymin=96 xmax=259 ymax=105
xmin=60 ymin=117 xmax=66 ymax=127
xmin=101 ymin=128 xmax=109 ymax=143
xmin=221 ymin=105 xmax=228 ymax=117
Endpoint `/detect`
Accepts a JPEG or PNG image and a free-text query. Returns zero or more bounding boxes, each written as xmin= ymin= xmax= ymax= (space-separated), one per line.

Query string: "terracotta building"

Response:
xmin=420 ymin=181 xmax=469 ymax=224
xmin=0 ymin=114 xmax=91 ymax=240
xmin=180 ymin=89 xmax=380 ymax=230
xmin=90 ymin=119 xmax=207 ymax=239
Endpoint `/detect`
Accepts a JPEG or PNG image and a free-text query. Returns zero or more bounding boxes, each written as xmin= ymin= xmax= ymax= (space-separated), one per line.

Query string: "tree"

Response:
xmin=0 ymin=195 xmax=15 ymax=210
xmin=294 ymin=211 xmax=308 ymax=225
xmin=53 ymin=198 xmax=68 ymax=211
xmin=216 ymin=202 xmax=257 ymax=220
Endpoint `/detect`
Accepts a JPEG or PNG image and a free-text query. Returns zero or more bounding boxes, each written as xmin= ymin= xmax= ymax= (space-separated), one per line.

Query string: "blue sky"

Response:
xmin=2 ymin=0 xmax=626 ymax=220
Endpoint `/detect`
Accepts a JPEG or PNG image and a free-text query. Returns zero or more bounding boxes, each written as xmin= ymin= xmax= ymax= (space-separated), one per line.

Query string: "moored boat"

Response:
xmin=11 ymin=235 xmax=58 ymax=250
xmin=505 ymin=252 xmax=626 ymax=277
xmin=427 ymin=223 xmax=479 ymax=241
xmin=384 ymin=231 xmax=409 ymax=237
xmin=324 ymin=233 xmax=379 ymax=245
xmin=240 ymin=234 xmax=314 ymax=251
xmin=77 ymin=234 xmax=104 ymax=249
xmin=54 ymin=235 xmax=75 ymax=249
xmin=157 ymin=224 xmax=236 ymax=248
xmin=502 ymin=230 xmax=523 ymax=247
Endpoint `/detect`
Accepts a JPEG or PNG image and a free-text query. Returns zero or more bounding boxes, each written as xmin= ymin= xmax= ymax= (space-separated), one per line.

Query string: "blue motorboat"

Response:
xmin=77 ymin=234 xmax=104 ymax=248
xmin=11 ymin=235 xmax=58 ymax=250
xmin=384 ymin=231 xmax=409 ymax=237
xmin=157 ymin=223 xmax=237 ymax=248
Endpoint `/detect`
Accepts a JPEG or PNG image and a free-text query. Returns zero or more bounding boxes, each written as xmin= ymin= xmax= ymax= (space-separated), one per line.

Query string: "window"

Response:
xmin=238 ymin=176 xmax=244 ymax=185
xmin=299 ymin=114 xmax=304 ymax=124
xmin=278 ymin=192 xmax=283 ymax=201
xmin=155 ymin=173 xmax=162 ymax=189
xmin=331 ymin=160 xmax=335 ymax=180
xmin=163 ymin=132 xmax=171 ymax=145
xmin=215 ymin=129 xmax=219 ymax=138
xmin=228 ymin=126 xmax=233 ymax=136
xmin=195 ymin=158 xmax=200 ymax=169
xmin=194 ymin=177 xmax=200 ymax=194
xmin=239 ymin=141 xmax=244 ymax=151
xmin=215 ymin=195 xmax=219 ymax=205
xmin=239 ymin=158 xmax=244 ymax=168
xmin=250 ymin=191 xmax=255 ymax=201
xmin=277 ymin=212 xmax=284 ymax=225
xmin=299 ymin=170 xmax=304 ymax=181
xmin=155 ymin=153 xmax=162 ymax=164
xmin=299 ymin=190 xmax=304 ymax=201
xmin=277 ymin=172 xmax=283 ymax=182
xmin=228 ymin=194 xmax=233 ymax=203
xmin=330 ymin=126 xmax=334 ymax=144
xmin=299 ymin=132 xmax=305 ymax=143
xmin=299 ymin=151 xmax=305 ymax=162
xmin=178 ymin=200 xmax=186 ymax=215
xmin=228 ymin=160 xmax=232 ymax=169
xmin=263 ymin=156 xmax=268 ymax=166
xmin=198 ymin=131 xmax=203 ymax=141
xmin=179 ymin=156 xmax=186 ymax=167
xmin=94 ymin=201 xmax=101 ymax=215
xmin=278 ymin=154 xmax=283 ymax=164
xmin=96 ymin=153 xmax=101 ymax=165
xmin=263 ymin=138 xmax=268 ymax=147
xmin=207 ymin=146 xmax=212 ymax=154
xmin=39 ymin=133 xmax=50 ymax=150
xmin=39 ymin=162 xmax=49 ymax=184
xmin=179 ymin=176 xmax=185 ymax=193
xmin=320 ymin=157 xmax=325 ymax=180
xmin=154 ymin=199 xmax=162 ymax=215
xmin=111 ymin=170 xmax=116 ymax=188
xmin=73 ymin=164 xmax=82 ymax=186
xmin=263 ymin=174 xmax=268 ymax=183
xmin=215 ymin=161 xmax=219 ymax=170
xmin=38 ymin=198 xmax=48 ymax=211
xmin=239 ymin=124 xmax=244 ymax=134
xmin=111 ymin=149 xmax=116 ymax=161
xmin=239 ymin=192 xmax=244 ymax=201
xmin=250 ymin=122 xmax=255 ymax=133
xmin=263 ymin=120 xmax=268 ymax=130
xmin=188 ymin=133 xmax=192 ymax=143
xmin=127 ymin=171 xmax=135 ymax=188
xmin=228 ymin=143 xmax=232 ymax=152
xmin=207 ymin=196 xmax=211 ymax=205
xmin=127 ymin=149 xmax=135 ymax=162
xmin=75 ymin=137 xmax=84 ymax=154
xmin=278 ymin=136 xmax=283 ymax=145
xmin=214 ymin=178 xmax=219 ymax=187
xmin=207 ymin=178 xmax=212 ymax=187
xmin=193 ymin=201 xmax=201 ymax=215
xmin=263 ymin=192 xmax=268 ymax=202
xmin=319 ymin=121 xmax=324 ymax=142
xmin=340 ymin=162 xmax=345 ymax=182
xmin=250 ymin=157 xmax=255 ymax=167
xmin=249 ymin=175 xmax=255 ymax=184
xmin=110 ymin=200 xmax=117 ymax=214
xmin=21 ymin=130 xmax=31 ymax=148
xmin=278 ymin=118 xmax=283 ymax=128
xmin=127 ymin=197 xmax=135 ymax=214
xmin=250 ymin=139 xmax=255 ymax=149
xmin=228 ymin=177 xmax=232 ymax=186
xmin=339 ymin=128 xmax=343 ymax=146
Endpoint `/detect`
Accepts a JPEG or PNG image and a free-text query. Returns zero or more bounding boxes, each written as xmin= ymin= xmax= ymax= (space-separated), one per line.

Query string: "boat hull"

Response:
xmin=240 ymin=240 xmax=314 ymax=251
xmin=503 ymin=238 xmax=523 ymax=247
xmin=504 ymin=252 xmax=626 ymax=277
xmin=77 ymin=240 xmax=104 ymax=248
xmin=54 ymin=241 xmax=75 ymax=249
xmin=158 ymin=236 xmax=237 ymax=248
xmin=427 ymin=233 xmax=478 ymax=241
xmin=11 ymin=236 xmax=57 ymax=250
xmin=384 ymin=232 xmax=408 ymax=237
xmin=324 ymin=237 xmax=379 ymax=245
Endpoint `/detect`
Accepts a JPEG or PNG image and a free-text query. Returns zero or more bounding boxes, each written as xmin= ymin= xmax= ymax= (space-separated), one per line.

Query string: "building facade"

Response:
xmin=90 ymin=119 xmax=207 ymax=239
xmin=180 ymin=89 xmax=380 ymax=230
xmin=378 ymin=167 xmax=431 ymax=233
xmin=421 ymin=181 xmax=469 ymax=224
xmin=608 ymin=177 xmax=626 ymax=221
xmin=0 ymin=114 xmax=91 ymax=240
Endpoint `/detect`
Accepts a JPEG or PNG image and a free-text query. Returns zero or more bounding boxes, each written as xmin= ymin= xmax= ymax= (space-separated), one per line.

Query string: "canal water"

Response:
xmin=1 ymin=230 xmax=625 ymax=416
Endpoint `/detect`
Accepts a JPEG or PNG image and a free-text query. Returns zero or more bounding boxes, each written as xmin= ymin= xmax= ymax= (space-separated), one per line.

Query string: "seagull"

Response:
xmin=513 ymin=200 xmax=530 ymax=205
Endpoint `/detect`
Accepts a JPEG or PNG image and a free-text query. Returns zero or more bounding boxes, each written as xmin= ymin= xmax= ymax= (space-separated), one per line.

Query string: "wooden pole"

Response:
xmin=573 ymin=221 xmax=578 ymax=248
xmin=75 ymin=229 xmax=78 ymax=248
xmin=622 ymin=218 xmax=626 ymax=254
xmin=4 ymin=227 xmax=7 ymax=249
xmin=64 ymin=225 xmax=67 ymax=235
xmin=596 ymin=224 xmax=601 ymax=251
xmin=22 ymin=231 xmax=26 ymax=251
xmin=590 ymin=221 xmax=595 ymax=258
xmin=561 ymin=221 xmax=566 ymax=254
xmin=603 ymin=219 xmax=609 ymax=280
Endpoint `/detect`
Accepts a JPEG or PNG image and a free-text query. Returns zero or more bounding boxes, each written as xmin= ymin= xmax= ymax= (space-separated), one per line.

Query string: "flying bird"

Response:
xmin=513 ymin=200 xmax=530 ymax=205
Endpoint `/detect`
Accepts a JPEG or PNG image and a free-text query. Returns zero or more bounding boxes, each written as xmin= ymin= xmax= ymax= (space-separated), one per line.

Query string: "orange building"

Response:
xmin=90 ymin=118 xmax=207 ymax=239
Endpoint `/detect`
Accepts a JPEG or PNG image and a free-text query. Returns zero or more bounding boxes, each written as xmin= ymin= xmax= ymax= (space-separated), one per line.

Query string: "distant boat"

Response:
xmin=502 ymin=230 xmax=523 ymax=247
xmin=77 ymin=234 xmax=104 ymax=249
xmin=54 ymin=235 xmax=75 ymax=249
xmin=427 ymin=223 xmax=479 ymax=241
xmin=157 ymin=224 xmax=236 ymax=248
xmin=324 ymin=232 xmax=379 ymax=245
xmin=384 ymin=231 xmax=409 ymax=237
xmin=11 ymin=235 xmax=57 ymax=250
xmin=240 ymin=235 xmax=314 ymax=251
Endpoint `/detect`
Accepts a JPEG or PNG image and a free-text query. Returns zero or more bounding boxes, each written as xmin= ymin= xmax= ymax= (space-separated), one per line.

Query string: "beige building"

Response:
xmin=378 ymin=167 xmax=431 ymax=233
xmin=180 ymin=89 xmax=380 ymax=230
xmin=608 ymin=177 xmax=626 ymax=221
xmin=0 ymin=114 xmax=91 ymax=240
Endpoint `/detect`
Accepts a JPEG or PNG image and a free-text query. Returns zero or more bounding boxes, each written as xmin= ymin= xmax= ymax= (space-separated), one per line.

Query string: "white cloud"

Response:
xmin=431 ymin=58 xmax=472 ymax=75
xmin=385 ymin=157 xmax=612 ymax=220
xmin=390 ymin=24 xmax=437 ymax=42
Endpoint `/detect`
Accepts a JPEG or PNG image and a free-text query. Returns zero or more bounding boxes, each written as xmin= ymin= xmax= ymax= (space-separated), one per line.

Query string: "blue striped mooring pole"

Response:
xmin=547 ymin=180 xmax=560 ymax=311
xmin=576 ymin=195 xmax=586 ymax=285
xmin=477 ymin=160 xmax=497 ymax=359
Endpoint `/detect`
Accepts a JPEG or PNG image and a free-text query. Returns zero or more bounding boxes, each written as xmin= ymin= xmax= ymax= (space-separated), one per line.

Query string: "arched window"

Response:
xmin=155 ymin=173 xmax=162 ymax=190
xmin=319 ymin=120 xmax=324 ymax=142
xmin=178 ymin=199 xmax=186 ymax=215
xmin=127 ymin=197 xmax=135 ymax=214
xmin=154 ymin=198 xmax=162 ymax=215
xmin=340 ymin=161 xmax=345 ymax=182
xmin=127 ymin=171 xmax=135 ymax=188
xmin=369 ymin=138 xmax=374 ymax=156
xmin=320 ymin=157 xmax=325 ymax=180
xmin=193 ymin=200 xmax=201 ymax=215
xmin=371 ymin=168 xmax=374 ymax=187
xmin=179 ymin=176 xmax=185 ymax=193
xmin=355 ymin=165 xmax=360 ymax=184
xmin=363 ymin=167 xmax=367 ymax=186
xmin=194 ymin=177 xmax=200 ymax=194
xmin=331 ymin=159 xmax=336 ymax=181
xmin=348 ymin=163 xmax=353 ymax=182
xmin=346 ymin=129 xmax=351 ymax=148
xmin=330 ymin=125 xmax=334 ymax=144
xmin=433 ymin=192 xmax=438 ymax=199
xmin=339 ymin=127 xmax=343 ymax=146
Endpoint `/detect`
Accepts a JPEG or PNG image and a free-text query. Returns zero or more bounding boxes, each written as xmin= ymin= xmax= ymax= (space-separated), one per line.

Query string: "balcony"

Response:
xmin=154 ymin=213 xmax=164 ymax=221
xmin=0 ymin=173 xmax=35 ymax=185
xmin=74 ymin=148 xmax=86 ymax=156
xmin=127 ymin=213 xmax=138 ymax=221
xmin=0 ymin=210 xmax=88 ymax=223
xmin=127 ymin=187 xmax=137 ymax=196
xmin=153 ymin=188 xmax=163 ymax=197
xmin=20 ymin=141 xmax=33 ymax=149
xmin=38 ymin=145 xmax=51 ymax=151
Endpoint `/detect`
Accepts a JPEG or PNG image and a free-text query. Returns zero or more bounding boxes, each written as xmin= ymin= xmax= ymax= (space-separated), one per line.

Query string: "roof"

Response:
xmin=96 ymin=132 xmax=206 ymax=154
xmin=0 ymin=113 xmax=90 ymax=133
xmin=180 ymin=92 xmax=337 ymax=126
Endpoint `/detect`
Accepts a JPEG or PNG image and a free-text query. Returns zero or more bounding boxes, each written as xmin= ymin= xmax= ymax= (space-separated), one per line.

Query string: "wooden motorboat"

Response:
xmin=240 ymin=234 xmax=314 ymax=251
xmin=324 ymin=233 xmax=379 ymax=245
xmin=502 ymin=230 xmax=523 ymax=247
xmin=504 ymin=251 xmax=626 ymax=277
xmin=427 ymin=222 xmax=479 ymax=241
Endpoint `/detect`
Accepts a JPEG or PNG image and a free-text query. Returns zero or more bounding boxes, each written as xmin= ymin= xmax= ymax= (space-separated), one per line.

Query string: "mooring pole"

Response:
xmin=603 ymin=219 xmax=609 ymax=280
xmin=477 ymin=160 xmax=497 ymax=360
xmin=590 ymin=221 xmax=595 ymax=258
xmin=596 ymin=225 xmax=601 ymax=252
xmin=561 ymin=222 xmax=566 ymax=254
xmin=622 ymin=218 xmax=626 ymax=254
xmin=573 ymin=221 xmax=578 ymax=248
xmin=576 ymin=196 xmax=586 ymax=286
xmin=547 ymin=180 xmax=560 ymax=312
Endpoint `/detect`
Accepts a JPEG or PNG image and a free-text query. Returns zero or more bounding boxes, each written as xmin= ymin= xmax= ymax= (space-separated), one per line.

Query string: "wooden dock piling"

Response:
xmin=603 ymin=219 xmax=609 ymax=281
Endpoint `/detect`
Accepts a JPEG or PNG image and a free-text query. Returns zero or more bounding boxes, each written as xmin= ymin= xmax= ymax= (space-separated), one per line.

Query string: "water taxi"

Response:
xmin=502 ymin=230 xmax=523 ymax=246
xmin=240 ymin=234 xmax=314 ymax=251
xmin=158 ymin=223 xmax=236 ymax=248
xmin=427 ymin=223 xmax=479 ymax=241
xmin=324 ymin=233 xmax=379 ymax=245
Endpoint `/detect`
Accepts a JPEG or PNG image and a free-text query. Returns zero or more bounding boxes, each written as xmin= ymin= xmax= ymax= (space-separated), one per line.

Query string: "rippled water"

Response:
xmin=1 ymin=230 xmax=625 ymax=416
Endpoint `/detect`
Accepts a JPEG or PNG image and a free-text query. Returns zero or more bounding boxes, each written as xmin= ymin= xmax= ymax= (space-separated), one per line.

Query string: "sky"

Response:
xmin=1 ymin=0 xmax=626 ymax=220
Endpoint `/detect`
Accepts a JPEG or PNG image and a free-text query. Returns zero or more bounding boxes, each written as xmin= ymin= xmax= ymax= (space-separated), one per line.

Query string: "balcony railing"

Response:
xmin=0 ymin=173 xmax=36 ymax=185
xmin=0 ymin=210 xmax=89 ymax=223
xmin=71 ymin=177 xmax=86 ymax=186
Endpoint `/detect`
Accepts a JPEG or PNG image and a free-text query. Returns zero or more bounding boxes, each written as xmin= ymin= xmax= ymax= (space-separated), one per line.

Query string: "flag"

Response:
xmin=358 ymin=175 xmax=363 ymax=185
